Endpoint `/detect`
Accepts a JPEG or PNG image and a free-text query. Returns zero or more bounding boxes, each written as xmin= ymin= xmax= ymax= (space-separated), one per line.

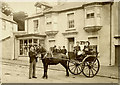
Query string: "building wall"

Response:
xmin=2 ymin=37 xmax=14 ymax=59
xmin=25 ymin=2 xmax=118 ymax=66
xmin=0 ymin=13 xmax=17 ymax=60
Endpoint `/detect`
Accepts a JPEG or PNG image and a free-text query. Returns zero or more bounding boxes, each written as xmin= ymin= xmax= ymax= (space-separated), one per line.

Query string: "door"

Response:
xmin=115 ymin=45 xmax=120 ymax=66
xmin=68 ymin=38 xmax=74 ymax=52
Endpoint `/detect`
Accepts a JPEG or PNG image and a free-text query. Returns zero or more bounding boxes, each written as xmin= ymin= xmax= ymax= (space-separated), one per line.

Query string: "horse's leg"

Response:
xmin=60 ymin=60 xmax=69 ymax=77
xmin=45 ymin=64 xmax=48 ymax=79
xmin=42 ymin=59 xmax=48 ymax=79
xmin=42 ymin=60 xmax=46 ymax=78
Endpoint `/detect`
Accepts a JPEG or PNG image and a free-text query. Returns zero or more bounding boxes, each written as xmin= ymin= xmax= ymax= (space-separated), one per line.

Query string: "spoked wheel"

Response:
xmin=82 ymin=57 xmax=100 ymax=78
xmin=68 ymin=60 xmax=83 ymax=75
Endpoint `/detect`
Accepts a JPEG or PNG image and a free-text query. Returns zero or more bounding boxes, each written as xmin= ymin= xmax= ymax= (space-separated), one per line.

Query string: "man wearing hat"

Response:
xmin=29 ymin=46 xmax=37 ymax=79
xmin=74 ymin=41 xmax=81 ymax=58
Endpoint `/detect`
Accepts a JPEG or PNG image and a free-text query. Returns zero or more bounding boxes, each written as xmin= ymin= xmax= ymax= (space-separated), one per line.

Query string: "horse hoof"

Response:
xmin=42 ymin=76 xmax=45 ymax=79
xmin=46 ymin=76 xmax=48 ymax=79
xmin=66 ymin=75 xmax=69 ymax=77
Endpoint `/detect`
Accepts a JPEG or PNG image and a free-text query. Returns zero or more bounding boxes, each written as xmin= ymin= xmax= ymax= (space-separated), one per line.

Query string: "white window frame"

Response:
xmin=66 ymin=11 xmax=75 ymax=29
xmin=33 ymin=19 xmax=39 ymax=32
xmin=45 ymin=14 xmax=52 ymax=25
xmin=2 ymin=20 xmax=6 ymax=30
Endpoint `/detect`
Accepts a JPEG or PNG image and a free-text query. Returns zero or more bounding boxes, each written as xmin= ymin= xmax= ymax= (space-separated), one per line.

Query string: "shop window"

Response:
xmin=24 ymin=40 xmax=28 ymax=55
xmin=29 ymin=39 xmax=32 ymax=49
xmin=34 ymin=39 xmax=38 ymax=46
xmin=19 ymin=39 xmax=41 ymax=56
xmin=20 ymin=40 xmax=23 ymax=55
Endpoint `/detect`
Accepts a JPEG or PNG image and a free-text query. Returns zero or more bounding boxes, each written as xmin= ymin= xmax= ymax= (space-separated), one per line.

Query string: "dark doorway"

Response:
xmin=115 ymin=45 xmax=120 ymax=66
xmin=68 ymin=38 xmax=74 ymax=52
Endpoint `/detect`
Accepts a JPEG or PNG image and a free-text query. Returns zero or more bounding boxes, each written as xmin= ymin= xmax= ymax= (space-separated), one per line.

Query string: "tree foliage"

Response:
xmin=1 ymin=2 xmax=12 ymax=16
xmin=13 ymin=11 xmax=28 ymax=31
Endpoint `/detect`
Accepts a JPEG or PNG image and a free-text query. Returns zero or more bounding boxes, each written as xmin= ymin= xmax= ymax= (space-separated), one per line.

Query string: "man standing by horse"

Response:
xmin=29 ymin=46 xmax=37 ymax=79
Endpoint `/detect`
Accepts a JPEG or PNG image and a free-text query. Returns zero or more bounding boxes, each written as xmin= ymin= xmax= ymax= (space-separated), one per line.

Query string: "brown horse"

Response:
xmin=41 ymin=53 xmax=69 ymax=79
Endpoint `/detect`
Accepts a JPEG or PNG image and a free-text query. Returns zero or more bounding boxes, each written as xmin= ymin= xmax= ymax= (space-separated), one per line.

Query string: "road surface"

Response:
xmin=1 ymin=61 xmax=118 ymax=83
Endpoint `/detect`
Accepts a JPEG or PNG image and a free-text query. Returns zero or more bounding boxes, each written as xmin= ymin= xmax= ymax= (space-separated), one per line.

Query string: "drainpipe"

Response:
xmin=14 ymin=36 xmax=16 ymax=60
xmin=109 ymin=2 xmax=113 ymax=66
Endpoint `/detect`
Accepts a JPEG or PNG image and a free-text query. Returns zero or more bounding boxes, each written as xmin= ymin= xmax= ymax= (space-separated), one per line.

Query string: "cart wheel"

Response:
xmin=68 ymin=60 xmax=82 ymax=75
xmin=82 ymin=57 xmax=100 ymax=78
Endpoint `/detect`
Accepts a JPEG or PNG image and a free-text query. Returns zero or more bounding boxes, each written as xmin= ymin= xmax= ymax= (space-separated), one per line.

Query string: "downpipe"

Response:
xmin=109 ymin=2 xmax=114 ymax=66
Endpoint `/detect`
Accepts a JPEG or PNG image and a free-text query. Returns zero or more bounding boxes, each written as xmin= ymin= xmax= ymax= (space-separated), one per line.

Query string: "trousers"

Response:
xmin=29 ymin=59 xmax=36 ymax=78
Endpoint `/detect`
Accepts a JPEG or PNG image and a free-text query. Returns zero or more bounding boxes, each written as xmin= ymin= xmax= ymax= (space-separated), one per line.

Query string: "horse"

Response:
xmin=41 ymin=52 xmax=69 ymax=79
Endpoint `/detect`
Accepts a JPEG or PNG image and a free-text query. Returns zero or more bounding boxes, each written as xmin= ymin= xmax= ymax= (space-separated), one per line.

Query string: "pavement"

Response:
xmin=1 ymin=57 xmax=119 ymax=79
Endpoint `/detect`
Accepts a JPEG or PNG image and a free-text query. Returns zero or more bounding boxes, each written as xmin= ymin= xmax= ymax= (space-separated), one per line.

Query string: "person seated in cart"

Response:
xmin=83 ymin=41 xmax=91 ymax=54
xmin=73 ymin=41 xmax=81 ymax=59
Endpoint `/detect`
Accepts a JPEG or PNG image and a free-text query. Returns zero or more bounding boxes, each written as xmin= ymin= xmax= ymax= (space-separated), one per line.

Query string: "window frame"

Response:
xmin=33 ymin=19 xmax=39 ymax=32
xmin=67 ymin=12 xmax=75 ymax=29
xmin=86 ymin=13 xmax=95 ymax=19
xmin=45 ymin=14 xmax=52 ymax=25
xmin=2 ymin=20 xmax=6 ymax=30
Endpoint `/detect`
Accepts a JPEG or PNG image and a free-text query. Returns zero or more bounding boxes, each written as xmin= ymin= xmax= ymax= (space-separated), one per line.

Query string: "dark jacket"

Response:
xmin=36 ymin=47 xmax=46 ymax=54
xmin=57 ymin=49 xmax=62 ymax=53
xmin=61 ymin=49 xmax=67 ymax=55
xmin=52 ymin=48 xmax=57 ymax=54
xmin=36 ymin=46 xmax=46 ymax=58
xmin=29 ymin=51 xmax=37 ymax=63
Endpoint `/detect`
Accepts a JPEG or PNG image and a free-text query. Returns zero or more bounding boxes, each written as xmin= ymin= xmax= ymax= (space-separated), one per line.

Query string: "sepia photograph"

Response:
xmin=0 ymin=0 xmax=119 ymax=84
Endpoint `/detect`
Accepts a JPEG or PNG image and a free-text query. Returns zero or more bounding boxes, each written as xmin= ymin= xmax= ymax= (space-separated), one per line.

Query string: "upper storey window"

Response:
xmin=33 ymin=20 xmax=38 ymax=32
xmin=46 ymin=14 xmax=52 ymax=25
xmin=2 ymin=20 xmax=6 ymax=30
xmin=67 ymin=13 xmax=74 ymax=28
xmin=86 ymin=13 xmax=95 ymax=19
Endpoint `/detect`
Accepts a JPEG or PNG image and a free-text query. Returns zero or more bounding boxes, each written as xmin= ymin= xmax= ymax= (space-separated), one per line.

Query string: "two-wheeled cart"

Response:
xmin=68 ymin=41 xmax=100 ymax=78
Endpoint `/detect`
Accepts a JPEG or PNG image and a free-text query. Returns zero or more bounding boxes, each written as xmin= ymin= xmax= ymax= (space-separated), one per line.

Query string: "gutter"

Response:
xmin=109 ymin=2 xmax=114 ymax=65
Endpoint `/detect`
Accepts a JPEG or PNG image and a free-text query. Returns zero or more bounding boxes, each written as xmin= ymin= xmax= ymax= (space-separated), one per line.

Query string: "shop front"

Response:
xmin=15 ymin=34 xmax=46 ymax=58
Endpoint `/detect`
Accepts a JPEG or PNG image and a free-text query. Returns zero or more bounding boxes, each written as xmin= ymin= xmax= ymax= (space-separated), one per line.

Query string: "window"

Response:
xmin=10 ymin=23 xmax=14 ymax=31
xmin=19 ymin=39 xmax=42 ymax=56
xmin=67 ymin=13 xmax=74 ymax=28
xmin=33 ymin=20 xmax=38 ymax=32
xmin=46 ymin=15 xmax=52 ymax=25
xmin=2 ymin=20 xmax=6 ymax=30
xmin=20 ymin=40 xmax=23 ymax=55
xmin=86 ymin=13 xmax=94 ymax=19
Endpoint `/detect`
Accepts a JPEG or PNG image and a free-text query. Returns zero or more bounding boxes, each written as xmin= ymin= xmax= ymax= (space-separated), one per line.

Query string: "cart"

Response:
xmin=68 ymin=41 xmax=100 ymax=78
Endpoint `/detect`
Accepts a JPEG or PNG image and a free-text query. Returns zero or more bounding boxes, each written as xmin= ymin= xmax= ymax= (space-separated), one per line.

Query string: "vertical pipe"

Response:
xmin=109 ymin=2 xmax=113 ymax=65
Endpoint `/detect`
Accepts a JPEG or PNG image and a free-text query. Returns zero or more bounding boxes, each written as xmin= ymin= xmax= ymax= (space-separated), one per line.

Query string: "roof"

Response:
xmin=26 ymin=2 xmax=112 ymax=19
xmin=0 ymin=12 xmax=17 ymax=24
xmin=47 ymin=2 xmax=87 ymax=12
xmin=35 ymin=2 xmax=52 ymax=8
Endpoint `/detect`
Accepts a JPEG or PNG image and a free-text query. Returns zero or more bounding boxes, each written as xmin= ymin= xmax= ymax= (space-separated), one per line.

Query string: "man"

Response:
xmin=29 ymin=46 xmax=37 ymax=79
xmin=61 ymin=46 xmax=67 ymax=55
xmin=52 ymin=45 xmax=57 ymax=55
xmin=74 ymin=41 xmax=81 ymax=57
xmin=57 ymin=46 xmax=62 ymax=53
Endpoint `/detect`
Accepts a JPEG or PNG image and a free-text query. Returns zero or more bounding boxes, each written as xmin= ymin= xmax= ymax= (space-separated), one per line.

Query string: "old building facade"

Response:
xmin=6 ymin=2 xmax=119 ymax=66
xmin=0 ymin=12 xmax=18 ymax=59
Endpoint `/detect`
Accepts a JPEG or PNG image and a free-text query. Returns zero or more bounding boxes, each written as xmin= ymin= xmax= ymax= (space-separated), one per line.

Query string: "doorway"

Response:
xmin=115 ymin=45 xmax=120 ymax=66
xmin=68 ymin=38 xmax=74 ymax=52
